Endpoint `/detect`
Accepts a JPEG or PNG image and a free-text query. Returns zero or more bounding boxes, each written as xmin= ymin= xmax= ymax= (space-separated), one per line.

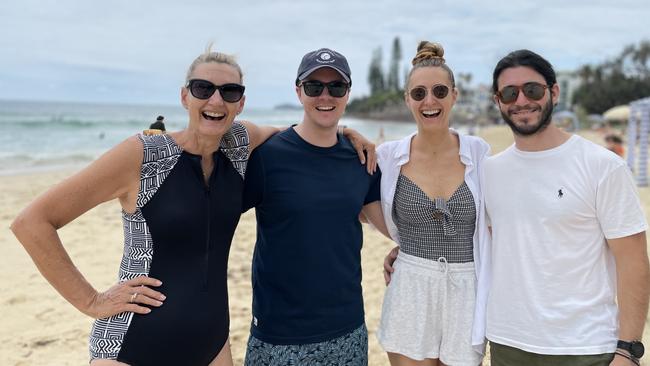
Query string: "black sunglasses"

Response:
xmin=301 ymin=80 xmax=349 ymax=98
xmin=186 ymin=79 xmax=245 ymax=103
xmin=496 ymin=82 xmax=548 ymax=104
xmin=409 ymin=85 xmax=450 ymax=101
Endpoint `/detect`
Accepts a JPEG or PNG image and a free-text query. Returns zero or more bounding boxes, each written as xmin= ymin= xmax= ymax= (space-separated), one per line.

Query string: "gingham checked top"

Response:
xmin=392 ymin=174 xmax=476 ymax=263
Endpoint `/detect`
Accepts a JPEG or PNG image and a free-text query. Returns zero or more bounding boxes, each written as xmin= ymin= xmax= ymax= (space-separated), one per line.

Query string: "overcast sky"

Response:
xmin=1 ymin=0 xmax=649 ymax=108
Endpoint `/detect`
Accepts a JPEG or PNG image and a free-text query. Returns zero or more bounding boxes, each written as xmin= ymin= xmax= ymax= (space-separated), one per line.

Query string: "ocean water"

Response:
xmin=0 ymin=99 xmax=419 ymax=175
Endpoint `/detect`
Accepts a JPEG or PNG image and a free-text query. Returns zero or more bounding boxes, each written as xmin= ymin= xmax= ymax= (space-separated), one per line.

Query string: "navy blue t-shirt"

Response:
xmin=243 ymin=127 xmax=381 ymax=345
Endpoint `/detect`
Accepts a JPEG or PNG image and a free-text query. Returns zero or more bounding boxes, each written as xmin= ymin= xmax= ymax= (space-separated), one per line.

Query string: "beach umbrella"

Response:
xmin=587 ymin=114 xmax=605 ymax=123
xmin=603 ymin=105 xmax=630 ymax=121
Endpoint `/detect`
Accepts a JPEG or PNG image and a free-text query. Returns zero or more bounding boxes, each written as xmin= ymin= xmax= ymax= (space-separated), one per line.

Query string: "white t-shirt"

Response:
xmin=484 ymin=134 xmax=647 ymax=355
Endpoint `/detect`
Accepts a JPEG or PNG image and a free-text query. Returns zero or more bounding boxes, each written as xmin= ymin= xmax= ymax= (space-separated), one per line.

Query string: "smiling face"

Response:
xmin=181 ymin=62 xmax=245 ymax=137
xmin=405 ymin=66 xmax=457 ymax=131
xmin=494 ymin=66 xmax=559 ymax=136
xmin=296 ymin=67 xmax=349 ymax=130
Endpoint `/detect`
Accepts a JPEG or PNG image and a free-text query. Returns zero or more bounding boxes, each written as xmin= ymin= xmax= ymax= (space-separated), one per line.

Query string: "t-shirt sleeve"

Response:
xmin=242 ymin=148 xmax=264 ymax=213
xmin=597 ymin=164 xmax=648 ymax=239
xmin=364 ymin=167 xmax=381 ymax=205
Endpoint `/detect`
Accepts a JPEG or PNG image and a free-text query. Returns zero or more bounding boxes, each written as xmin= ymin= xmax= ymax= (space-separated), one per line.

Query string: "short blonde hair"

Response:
xmin=185 ymin=43 xmax=243 ymax=84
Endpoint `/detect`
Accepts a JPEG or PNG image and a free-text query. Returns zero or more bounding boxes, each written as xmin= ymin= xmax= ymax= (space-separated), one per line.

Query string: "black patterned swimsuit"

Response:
xmin=89 ymin=123 xmax=249 ymax=365
xmin=392 ymin=175 xmax=476 ymax=263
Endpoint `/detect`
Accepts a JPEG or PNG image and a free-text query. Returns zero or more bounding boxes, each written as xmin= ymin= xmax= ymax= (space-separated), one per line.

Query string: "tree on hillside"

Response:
xmin=368 ymin=47 xmax=386 ymax=96
xmin=573 ymin=40 xmax=650 ymax=114
xmin=403 ymin=65 xmax=410 ymax=87
xmin=456 ymin=72 xmax=473 ymax=104
xmin=387 ymin=37 xmax=402 ymax=91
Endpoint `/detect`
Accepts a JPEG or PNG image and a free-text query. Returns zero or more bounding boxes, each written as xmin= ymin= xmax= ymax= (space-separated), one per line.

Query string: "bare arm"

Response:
xmin=361 ymin=201 xmax=400 ymax=286
xmin=341 ymin=127 xmax=377 ymax=174
xmin=383 ymin=246 xmax=399 ymax=285
xmin=10 ymin=136 xmax=165 ymax=318
xmin=238 ymin=122 xmax=376 ymax=173
xmin=607 ymin=231 xmax=650 ymax=364
xmin=140 ymin=120 xmax=280 ymax=152
xmin=361 ymin=201 xmax=390 ymax=238
xmin=239 ymin=120 xmax=282 ymax=151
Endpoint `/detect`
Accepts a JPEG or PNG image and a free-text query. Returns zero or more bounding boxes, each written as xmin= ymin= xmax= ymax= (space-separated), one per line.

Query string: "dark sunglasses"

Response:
xmin=409 ymin=85 xmax=450 ymax=101
xmin=496 ymin=82 xmax=548 ymax=104
xmin=301 ymin=80 xmax=350 ymax=98
xmin=186 ymin=79 xmax=245 ymax=103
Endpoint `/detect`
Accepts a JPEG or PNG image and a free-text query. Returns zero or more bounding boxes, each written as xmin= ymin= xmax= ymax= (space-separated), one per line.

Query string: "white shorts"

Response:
xmin=376 ymin=252 xmax=482 ymax=366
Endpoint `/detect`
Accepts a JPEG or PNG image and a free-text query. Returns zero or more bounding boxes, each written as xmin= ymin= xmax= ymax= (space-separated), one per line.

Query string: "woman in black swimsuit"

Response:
xmin=11 ymin=47 xmax=277 ymax=365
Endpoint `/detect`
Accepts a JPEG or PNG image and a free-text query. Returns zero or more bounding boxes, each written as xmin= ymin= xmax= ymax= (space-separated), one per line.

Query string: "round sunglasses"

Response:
xmin=186 ymin=79 xmax=245 ymax=103
xmin=496 ymin=82 xmax=548 ymax=104
xmin=301 ymin=80 xmax=350 ymax=98
xmin=409 ymin=85 xmax=450 ymax=101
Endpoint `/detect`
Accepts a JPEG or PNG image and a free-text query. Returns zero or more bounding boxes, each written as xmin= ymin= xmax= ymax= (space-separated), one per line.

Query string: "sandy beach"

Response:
xmin=2 ymin=125 xmax=649 ymax=365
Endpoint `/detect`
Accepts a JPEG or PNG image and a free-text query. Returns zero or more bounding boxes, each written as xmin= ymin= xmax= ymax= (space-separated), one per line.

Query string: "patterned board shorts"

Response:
xmin=244 ymin=324 xmax=368 ymax=366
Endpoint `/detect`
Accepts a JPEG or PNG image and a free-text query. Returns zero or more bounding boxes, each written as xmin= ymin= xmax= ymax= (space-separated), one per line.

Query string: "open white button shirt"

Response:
xmin=376 ymin=129 xmax=492 ymax=354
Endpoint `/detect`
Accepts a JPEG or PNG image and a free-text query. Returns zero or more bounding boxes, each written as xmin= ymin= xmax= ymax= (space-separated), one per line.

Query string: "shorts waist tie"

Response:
xmin=437 ymin=256 xmax=458 ymax=288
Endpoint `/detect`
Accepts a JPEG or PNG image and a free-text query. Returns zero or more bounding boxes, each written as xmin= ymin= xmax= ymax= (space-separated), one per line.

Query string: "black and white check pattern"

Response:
xmin=392 ymin=174 xmax=476 ymax=263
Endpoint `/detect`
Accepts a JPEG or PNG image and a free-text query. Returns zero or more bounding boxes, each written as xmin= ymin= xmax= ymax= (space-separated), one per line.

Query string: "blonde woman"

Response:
xmin=376 ymin=42 xmax=491 ymax=366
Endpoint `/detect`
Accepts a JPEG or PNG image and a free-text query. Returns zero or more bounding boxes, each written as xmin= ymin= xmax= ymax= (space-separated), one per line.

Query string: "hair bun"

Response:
xmin=412 ymin=41 xmax=445 ymax=65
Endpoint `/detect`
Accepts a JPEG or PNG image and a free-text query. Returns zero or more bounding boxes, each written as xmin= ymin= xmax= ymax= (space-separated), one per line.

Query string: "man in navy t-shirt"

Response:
xmin=243 ymin=48 xmax=383 ymax=366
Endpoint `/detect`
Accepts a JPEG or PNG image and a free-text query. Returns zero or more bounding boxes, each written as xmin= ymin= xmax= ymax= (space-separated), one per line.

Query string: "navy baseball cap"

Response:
xmin=295 ymin=48 xmax=352 ymax=86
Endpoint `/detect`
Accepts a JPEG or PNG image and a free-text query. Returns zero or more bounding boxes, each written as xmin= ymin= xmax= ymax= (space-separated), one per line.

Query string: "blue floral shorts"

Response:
xmin=244 ymin=324 xmax=368 ymax=366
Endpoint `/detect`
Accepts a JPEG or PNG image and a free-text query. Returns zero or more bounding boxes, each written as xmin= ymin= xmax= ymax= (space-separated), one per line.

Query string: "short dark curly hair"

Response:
xmin=492 ymin=49 xmax=556 ymax=93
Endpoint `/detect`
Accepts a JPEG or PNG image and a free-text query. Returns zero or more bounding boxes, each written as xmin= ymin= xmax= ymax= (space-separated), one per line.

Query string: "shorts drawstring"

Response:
xmin=437 ymin=256 xmax=458 ymax=288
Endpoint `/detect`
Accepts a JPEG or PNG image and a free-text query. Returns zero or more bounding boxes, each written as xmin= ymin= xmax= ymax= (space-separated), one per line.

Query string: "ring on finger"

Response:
xmin=130 ymin=292 xmax=138 ymax=303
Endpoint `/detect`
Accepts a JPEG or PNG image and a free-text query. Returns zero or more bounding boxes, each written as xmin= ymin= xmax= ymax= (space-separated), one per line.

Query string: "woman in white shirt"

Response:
xmin=375 ymin=41 xmax=491 ymax=366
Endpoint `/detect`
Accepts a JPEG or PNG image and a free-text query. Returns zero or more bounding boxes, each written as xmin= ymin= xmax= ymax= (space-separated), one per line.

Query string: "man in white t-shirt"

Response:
xmin=484 ymin=49 xmax=649 ymax=366
xmin=383 ymin=49 xmax=650 ymax=366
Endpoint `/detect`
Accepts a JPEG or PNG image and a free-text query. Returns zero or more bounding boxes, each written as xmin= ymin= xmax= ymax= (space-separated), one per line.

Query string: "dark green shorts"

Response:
xmin=490 ymin=342 xmax=614 ymax=366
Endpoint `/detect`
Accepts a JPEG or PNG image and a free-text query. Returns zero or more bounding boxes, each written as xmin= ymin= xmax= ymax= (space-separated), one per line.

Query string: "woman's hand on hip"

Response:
xmin=87 ymin=276 xmax=165 ymax=319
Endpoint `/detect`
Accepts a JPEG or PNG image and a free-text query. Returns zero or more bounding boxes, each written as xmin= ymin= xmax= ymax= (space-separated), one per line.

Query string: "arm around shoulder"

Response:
xmin=239 ymin=120 xmax=280 ymax=152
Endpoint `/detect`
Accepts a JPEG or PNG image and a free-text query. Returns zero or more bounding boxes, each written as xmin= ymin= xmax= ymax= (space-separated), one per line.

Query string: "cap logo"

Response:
xmin=316 ymin=51 xmax=335 ymax=64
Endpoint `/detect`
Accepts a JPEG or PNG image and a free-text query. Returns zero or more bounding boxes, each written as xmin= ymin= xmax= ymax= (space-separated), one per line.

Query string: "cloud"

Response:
xmin=1 ymin=0 xmax=649 ymax=107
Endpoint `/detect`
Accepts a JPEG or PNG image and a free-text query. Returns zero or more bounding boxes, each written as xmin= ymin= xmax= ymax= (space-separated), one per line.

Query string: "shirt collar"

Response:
xmin=393 ymin=129 xmax=474 ymax=167
xmin=392 ymin=131 xmax=417 ymax=165
xmin=455 ymin=128 xmax=474 ymax=167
